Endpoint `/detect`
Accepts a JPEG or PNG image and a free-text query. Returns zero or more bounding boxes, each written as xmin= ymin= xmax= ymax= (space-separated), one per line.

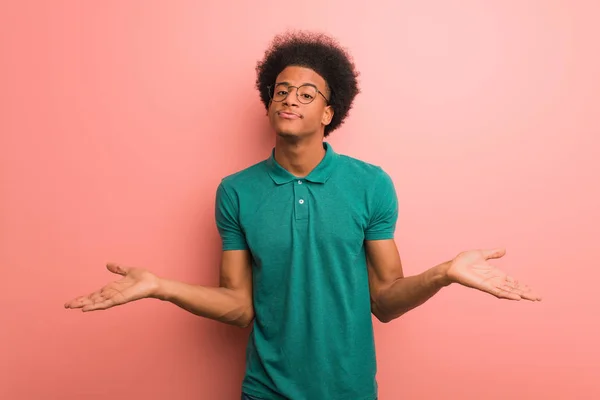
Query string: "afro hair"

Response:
xmin=255 ymin=31 xmax=360 ymax=137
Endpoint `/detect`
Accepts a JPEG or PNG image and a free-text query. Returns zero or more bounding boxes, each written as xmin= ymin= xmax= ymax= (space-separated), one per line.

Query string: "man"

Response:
xmin=65 ymin=31 xmax=541 ymax=400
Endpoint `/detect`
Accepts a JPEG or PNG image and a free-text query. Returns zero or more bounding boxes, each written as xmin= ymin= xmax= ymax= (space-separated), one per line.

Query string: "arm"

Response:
xmin=363 ymin=169 xmax=540 ymax=323
xmin=366 ymin=239 xmax=450 ymax=323
xmin=366 ymin=240 xmax=542 ymax=323
xmin=64 ymin=182 xmax=255 ymax=327
xmin=160 ymin=180 xmax=255 ymax=327
xmin=156 ymin=249 xmax=254 ymax=327
xmin=64 ymin=250 xmax=254 ymax=328
xmin=363 ymin=169 xmax=441 ymax=322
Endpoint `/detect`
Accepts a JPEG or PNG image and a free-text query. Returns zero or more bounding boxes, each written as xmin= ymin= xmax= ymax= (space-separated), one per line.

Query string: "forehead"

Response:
xmin=275 ymin=66 xmax=327 ymax=89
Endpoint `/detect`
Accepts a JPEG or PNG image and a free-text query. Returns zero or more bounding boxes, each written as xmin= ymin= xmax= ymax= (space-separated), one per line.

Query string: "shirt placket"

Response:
xmin=293 ymin=179 xmax=309 ymax=220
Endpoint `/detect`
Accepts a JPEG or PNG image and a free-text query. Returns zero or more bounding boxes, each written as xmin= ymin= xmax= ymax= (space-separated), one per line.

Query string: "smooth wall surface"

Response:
xmin=1 ymin=1 xmax=598 ymax=399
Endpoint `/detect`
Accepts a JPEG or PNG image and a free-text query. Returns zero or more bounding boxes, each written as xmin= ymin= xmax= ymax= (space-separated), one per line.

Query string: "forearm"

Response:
xmin=373 ymin=261 xmax=452 ymax=322
xmin=154 ymin=279 xmax=254 ymax=328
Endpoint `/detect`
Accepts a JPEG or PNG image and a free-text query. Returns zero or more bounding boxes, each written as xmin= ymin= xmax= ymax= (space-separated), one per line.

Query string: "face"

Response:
xmin=267 ymin=66 xmax=333 ymax=139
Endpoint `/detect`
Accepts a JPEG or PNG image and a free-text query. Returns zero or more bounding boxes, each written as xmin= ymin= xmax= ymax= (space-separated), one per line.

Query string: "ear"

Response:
xmin=322 ymin=106 xmax=334 ymax=126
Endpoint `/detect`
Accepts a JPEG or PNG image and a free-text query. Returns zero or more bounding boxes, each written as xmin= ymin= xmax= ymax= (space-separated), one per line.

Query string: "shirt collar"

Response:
xmin=266 ymin=142 xmax=338 ymax=185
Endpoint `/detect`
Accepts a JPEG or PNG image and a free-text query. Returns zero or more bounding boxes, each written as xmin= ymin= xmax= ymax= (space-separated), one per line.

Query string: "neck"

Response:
xmin=273 ymin=135 xmax=326 ymax=178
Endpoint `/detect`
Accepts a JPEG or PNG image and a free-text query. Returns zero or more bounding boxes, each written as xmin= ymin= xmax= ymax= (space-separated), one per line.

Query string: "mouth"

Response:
xmin=277 ymin=111 xmax=302 ymax=119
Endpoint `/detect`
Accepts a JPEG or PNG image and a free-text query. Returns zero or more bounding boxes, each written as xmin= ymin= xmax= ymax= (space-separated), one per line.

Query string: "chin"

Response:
xmin=276 ymin=131 xmax=303 ymax=140
xmin=272 ymin=123 xmax=299 ymax=136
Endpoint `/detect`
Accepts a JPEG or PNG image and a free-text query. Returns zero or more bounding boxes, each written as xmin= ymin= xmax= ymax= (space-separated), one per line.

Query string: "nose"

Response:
xmin=283 ymin=86 xmax=300 ymax=107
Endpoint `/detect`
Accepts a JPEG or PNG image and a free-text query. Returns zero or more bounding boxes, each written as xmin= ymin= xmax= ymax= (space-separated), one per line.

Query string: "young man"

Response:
xmin=65 ymin=31 xmax=541 ymax=400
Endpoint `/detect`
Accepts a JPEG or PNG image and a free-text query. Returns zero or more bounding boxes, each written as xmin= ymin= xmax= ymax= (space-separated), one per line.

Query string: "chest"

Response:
xmin=240 ymin=181 xmax=370 ymax=267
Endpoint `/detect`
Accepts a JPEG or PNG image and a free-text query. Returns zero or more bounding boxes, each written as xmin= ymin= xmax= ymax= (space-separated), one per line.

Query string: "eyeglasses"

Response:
xmin=267 ymin=83 xmax=329 ymax=105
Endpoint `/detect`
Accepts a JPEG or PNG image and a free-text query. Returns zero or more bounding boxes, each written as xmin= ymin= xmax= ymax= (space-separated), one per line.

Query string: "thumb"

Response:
xmin=106 ymin=263 xmax=129 ymax=276
xmin=483 ymin=248 xmax=506 ymax=260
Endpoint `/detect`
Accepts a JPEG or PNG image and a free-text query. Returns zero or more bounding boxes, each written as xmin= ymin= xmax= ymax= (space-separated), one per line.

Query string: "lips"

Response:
xmin=277 ymin=111 xmax=302 ymax=119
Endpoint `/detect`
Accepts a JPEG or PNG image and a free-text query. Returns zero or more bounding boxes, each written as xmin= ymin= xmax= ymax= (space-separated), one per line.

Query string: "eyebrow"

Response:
xmin=275 ymin=81 xmax=318 ymax=88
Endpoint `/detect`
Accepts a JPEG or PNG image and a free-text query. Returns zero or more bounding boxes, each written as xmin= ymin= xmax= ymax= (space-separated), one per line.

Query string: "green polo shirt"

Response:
xmin=215 ymin=142 xmax=398 ymax=400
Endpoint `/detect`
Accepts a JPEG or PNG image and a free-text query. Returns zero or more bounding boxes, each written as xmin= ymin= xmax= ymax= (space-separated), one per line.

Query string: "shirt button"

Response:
xmin=298 ymin=199 xmax=304 ymax=204
xmin=298 ymin=180 xmax=303 ymax=184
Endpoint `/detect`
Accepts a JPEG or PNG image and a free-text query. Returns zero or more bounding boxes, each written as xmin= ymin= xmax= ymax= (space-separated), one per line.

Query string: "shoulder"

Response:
xmin=335 ymin=153 xmax=393 ymax=185
xmin=219 ymin=159 xmax=270 ymax=191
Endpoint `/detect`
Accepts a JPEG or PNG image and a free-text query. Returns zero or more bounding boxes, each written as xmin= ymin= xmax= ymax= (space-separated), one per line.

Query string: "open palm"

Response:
xmin=447 ymin=248 xmax=541 ymax=301
xmin=64 ymin=263 xmax=161 ymax=312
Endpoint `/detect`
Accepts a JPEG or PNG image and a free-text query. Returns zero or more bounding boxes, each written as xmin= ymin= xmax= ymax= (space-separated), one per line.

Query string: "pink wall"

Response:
xmin=1 ymin=1 xmax=599 ymax=399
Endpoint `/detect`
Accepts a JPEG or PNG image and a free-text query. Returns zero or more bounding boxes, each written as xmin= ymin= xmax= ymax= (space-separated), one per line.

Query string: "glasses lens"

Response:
xmin=271 ymin=84 xmax=288 ymax=102
xmin=297 ymin=85 xmax=317 ymax=104
xmin=270 ymin=84 xmax=318 ymax=103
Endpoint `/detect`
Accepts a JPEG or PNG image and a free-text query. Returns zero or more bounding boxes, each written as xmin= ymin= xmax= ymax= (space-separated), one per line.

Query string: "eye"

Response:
xmin=302 ymin=94 xmax=314 ymax=99
xmin=277 ymin=90 xmax=288 ymax=96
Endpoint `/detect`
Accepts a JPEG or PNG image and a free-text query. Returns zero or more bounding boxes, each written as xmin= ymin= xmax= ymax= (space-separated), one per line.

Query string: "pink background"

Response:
xmin=1 ymin=1 xmax=599 ymax=399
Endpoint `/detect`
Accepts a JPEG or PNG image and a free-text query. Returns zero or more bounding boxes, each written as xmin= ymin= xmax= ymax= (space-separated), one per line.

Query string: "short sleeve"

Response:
xmin=364 ymin=169 xmax=398 ymax=241
xmin=215 ymin=182 xmax=249 ymax=251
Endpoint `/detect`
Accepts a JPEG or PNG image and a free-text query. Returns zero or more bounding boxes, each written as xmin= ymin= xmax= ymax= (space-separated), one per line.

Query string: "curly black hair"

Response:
xmin=255 ymin=31 xmax=360 ymax=137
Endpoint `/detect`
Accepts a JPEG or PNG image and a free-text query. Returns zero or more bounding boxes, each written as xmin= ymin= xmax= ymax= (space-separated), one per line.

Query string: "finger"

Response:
xmin=503 ymin=276 xmax=522 ymax=291
xmin=519 ymin=287 xmax=543 ymax=301
xmin=483 ymin=248 xmax=506 ymax=260
xmin=82 ymin=297 xmax=117 ymax=312
xmin=499 ymin=284 xmax=522 ymax=297
xmin=504 ymin=277 xmax=542 ymax=301
xmin=106 ymin=263 xmax=128 ymax=276
xmin=64 ymin=297 xmax=82 ymax=308
xmin=64 ymin=295 xmax=95 ymax=309
xmin=89 ymin=290 xmax=105 ymax=303
xmin=492 ymin=285 xmax=522 ymax=301
xmin=522 ymin=285 xmax=542 ymax=301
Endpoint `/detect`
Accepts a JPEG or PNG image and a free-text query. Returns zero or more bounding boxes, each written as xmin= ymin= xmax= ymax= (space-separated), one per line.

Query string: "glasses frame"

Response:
xmin=267 ymin=83 xmax=329 ymax=105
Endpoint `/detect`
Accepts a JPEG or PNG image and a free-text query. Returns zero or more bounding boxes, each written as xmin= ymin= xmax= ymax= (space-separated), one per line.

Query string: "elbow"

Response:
xmin=374 ymin=310 xmax=406 ymax=323
xmin=373 ymin=310 xmax=397 ymax=324
xmin=375 ymin=314 xmax=392 ymax=324
xmin=235 ymin=314 xmax=254 ymax=328
xmin=371 ymin=294 xmax=403 ymax=323
xmin=371 ymin=300 xmax=394 ymax=323
xmin=231 ymin=305 xmax=255 ymax=328
xmin=219 ymin=291 xmax=254 ymax=328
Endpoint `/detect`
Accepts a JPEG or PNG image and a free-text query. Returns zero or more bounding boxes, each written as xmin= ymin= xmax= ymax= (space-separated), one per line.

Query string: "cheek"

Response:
xmin=267 ymin=105 xmax=278 ymax=123
xmin=313 ymin=110 xmax=328 ymax=125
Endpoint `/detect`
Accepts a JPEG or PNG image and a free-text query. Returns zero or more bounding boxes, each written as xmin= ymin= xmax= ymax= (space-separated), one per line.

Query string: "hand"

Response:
xmin=446 ymin=248 xmax=542 ymax=301
xmin=64 ymin=263 xmax=161 ymax=312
